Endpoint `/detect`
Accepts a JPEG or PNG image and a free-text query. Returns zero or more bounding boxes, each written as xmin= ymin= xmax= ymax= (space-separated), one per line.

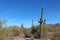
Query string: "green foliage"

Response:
xmin=0 ymin=19 xmax=7 ymax=40
xmin=11 ymin=26 xmax=20 ymax=36
xmin=25 ymin=29 xmax=32 ymax=36
xmin=23 ymin=28 xmax=27 ymax=34
xmin=0 ymin=20 xmax=6 ymax=28
xmin=35 ymin=25 xmax=39 ymax=31
xmin=0 ymin=28 xmax=6 ymax=40
xmin=54 ymin=31 xmax=60 ymax=37
xmin=31 ymin=26 xmax=37 ymax=35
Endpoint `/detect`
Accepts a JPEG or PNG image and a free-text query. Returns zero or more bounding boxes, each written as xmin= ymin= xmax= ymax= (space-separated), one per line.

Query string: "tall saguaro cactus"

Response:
xmin=38 ymin=8 xmax=44 ymax=38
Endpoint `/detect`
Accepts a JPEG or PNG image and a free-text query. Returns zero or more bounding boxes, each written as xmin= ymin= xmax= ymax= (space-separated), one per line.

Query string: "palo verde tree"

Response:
xmin=0 ymin=19 xmax=6 ymax=28
xmin=0 ymin=17 xmax=7 ymax=40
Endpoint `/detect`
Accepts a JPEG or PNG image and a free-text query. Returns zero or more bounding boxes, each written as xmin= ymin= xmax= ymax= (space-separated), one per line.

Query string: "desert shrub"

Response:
xmin=11 ymin=26 xmax=20 ymax=37
xmin=31 ymin=26 xmax=37 ymax=35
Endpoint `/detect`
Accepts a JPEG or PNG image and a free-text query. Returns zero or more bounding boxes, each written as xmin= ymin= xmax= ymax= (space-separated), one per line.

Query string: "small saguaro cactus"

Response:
xmin=21 ymin=23 xmax=24 ymax=29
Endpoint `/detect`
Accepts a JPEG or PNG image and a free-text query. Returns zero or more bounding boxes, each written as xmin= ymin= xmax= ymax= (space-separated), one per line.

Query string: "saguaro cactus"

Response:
xmin=21 ymin=23 xmax=24 ymax=29
xmin=43 ymin=19 xmax=46 ymax=24
xmin=38 ymin=8 xmax=44 ymax=38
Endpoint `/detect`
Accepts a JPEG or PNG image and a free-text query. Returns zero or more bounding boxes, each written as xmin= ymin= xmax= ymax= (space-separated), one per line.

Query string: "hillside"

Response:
xmin=0 ymin=23 xmax=60 ymax=40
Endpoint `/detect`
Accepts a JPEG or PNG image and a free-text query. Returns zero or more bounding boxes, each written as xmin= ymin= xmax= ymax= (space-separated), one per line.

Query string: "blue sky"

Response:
xmin=0 ymin=0 xmax=60 ymax=28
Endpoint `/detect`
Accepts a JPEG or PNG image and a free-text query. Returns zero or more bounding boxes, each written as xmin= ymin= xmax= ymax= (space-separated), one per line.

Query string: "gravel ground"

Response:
xmin=6 ymin=36 xmax=52 ymax=40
